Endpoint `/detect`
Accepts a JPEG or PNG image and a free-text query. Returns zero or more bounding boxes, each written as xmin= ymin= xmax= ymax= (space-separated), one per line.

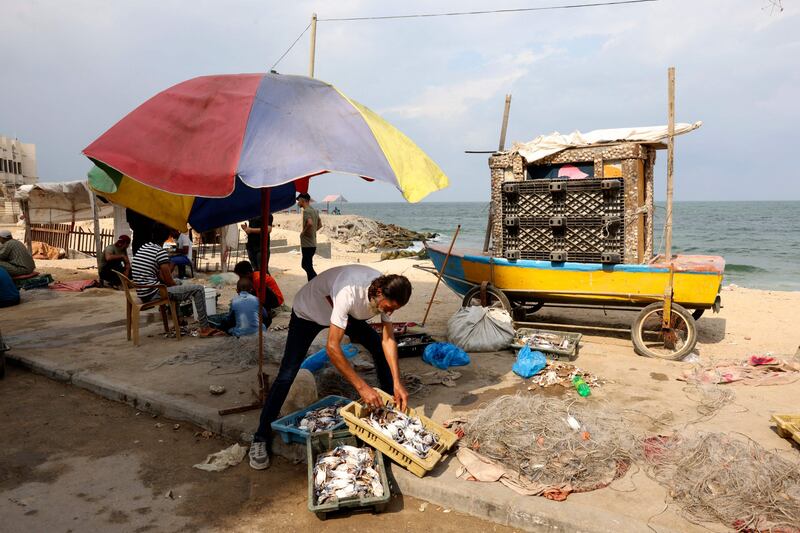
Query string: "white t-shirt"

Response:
xmin=177 ymin=232 xmax=193 ymax=257
xmin=293 ymin=265 xmax=390 ymax=329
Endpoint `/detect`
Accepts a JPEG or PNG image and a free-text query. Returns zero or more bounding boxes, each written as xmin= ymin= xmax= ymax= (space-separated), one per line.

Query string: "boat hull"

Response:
xmin=426 ymin=244 xmax=724 ymax=309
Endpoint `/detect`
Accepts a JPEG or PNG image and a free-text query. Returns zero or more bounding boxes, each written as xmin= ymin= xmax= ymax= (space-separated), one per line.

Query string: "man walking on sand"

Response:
xmin=296 ymin=193 xmax=321 ymax=280
xmin=248 ymin=265 xmax=412 ymax=470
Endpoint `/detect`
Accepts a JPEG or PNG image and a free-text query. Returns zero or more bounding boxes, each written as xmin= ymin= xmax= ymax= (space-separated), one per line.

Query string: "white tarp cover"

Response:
xmin=512 ymin=121 xmax=702 ymax=163
xmin=17 ymin=181 xmax=114 ymax=224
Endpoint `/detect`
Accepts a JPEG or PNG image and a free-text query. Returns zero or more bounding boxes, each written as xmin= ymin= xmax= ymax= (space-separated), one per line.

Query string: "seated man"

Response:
xmin=131 ymin=225 xmax=216 ymax=337
xmin=232 ymin=260 xmax=283 ymax=314
xmin=169 ymin=230 xmax=193 ymax=278
xmin=223 ymin=278 xmax=268 ymax=337
xmin=0 ymin=266 xmax=20 ymax=308
xmin=0 ymin=230 xmax=36 ymax=277
xmin=98 ymin=235 xmax=131 ymax=287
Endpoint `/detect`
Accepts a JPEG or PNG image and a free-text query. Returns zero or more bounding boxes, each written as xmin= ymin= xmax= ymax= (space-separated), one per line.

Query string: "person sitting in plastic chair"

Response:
xmin=168 ymin=229 xmax=193 ymax=279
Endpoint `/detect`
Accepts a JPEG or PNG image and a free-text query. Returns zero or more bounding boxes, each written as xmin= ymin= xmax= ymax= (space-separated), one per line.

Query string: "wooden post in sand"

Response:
xmin=665 ymin=67 xmax=675 ymax=261
xmin=90 ymin=191 xmax=103 ymax=278
xmin=483 ymin=94 xmax=512 ymax=254
xmin=21 ymin=200 xmax=32 ymax=254
xmin=309 ymin=13 xmax=318 ymax=78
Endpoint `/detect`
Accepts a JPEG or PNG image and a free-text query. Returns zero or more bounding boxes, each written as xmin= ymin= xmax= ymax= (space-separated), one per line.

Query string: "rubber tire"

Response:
xmin=692 ymin=308 xmax=705 ymax=321
xmin=461 ymin=285 xmax=512 ymax=314
xmin=631 ymin=302 xmax=697 ymax=360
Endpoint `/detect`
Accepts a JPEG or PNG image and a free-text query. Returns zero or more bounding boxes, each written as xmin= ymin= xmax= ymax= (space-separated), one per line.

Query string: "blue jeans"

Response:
xmin=253 ymin=311 xmax=394 ymax=444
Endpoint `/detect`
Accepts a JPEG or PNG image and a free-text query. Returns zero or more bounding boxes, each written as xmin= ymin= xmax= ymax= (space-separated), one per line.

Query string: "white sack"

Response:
xmin=448 ymin=306 xmax=515 ymax=352
xmin=192 ymin=443 xmax=247 ymax=472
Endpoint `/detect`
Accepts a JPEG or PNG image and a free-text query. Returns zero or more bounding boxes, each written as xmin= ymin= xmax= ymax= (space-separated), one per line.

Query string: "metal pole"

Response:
xmin=257 ymin=188 xmax=270 ymax=402
xmin=665 ymin=67 xmax=675 ymax=261
xmin=309 ymin=13 xmax=318 ymax=78
xmin=422 ymin=225 xmax=460 ymax=326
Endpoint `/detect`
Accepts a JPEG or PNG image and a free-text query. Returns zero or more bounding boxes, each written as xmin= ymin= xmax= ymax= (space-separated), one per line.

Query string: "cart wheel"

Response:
xmin=512 ymin=302 xmax=544 ymax=321
xmin=691 ymin=308 xmax=705 ymax=321
xmin=316 ymin=511 xmax=327 ymax=521
xmin=462 ymin=285 xmax=511 ymax=314
xmin=631 ymin=302 xmax=697 ymax=360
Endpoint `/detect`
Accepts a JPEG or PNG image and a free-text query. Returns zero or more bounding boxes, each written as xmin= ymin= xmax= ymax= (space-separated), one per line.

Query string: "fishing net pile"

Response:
xmin=463 ymin=394 xmax=636 ymax=493
xmin=640 ymin=432 xmax=800 ymax=531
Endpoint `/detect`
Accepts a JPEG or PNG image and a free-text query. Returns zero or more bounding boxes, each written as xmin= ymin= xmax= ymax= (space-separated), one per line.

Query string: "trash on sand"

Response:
xmin=365 ymin=406 xmax=440 ymax=459
xmin=192 ymin=443 xmax=248 ymax=472
xmin=422 ymin=342 xmax=470 ymax=370
xmin=512 ymin=346 xmax=547 ymax=378
xmin=418 ymin=501 xmax=428 ymax=512
xmin=313 ymin=445 xmax=384 ymax=504
xmin=165 ymin=489 xmax=174 ymax=499
xmin=209 ymin=385 xmax=226 ymax=395
xmin=679 ymin=355 xmax=800 ymax=386
xmin=527 ymin=360 xmax=606 ymax=392
xmin=173 ymin=424 xmax=181 ymax=430
xmin=154 ymin=422 xmax=164 ymax=428
xmin=194 ymin=430 xmax=214 ymax=439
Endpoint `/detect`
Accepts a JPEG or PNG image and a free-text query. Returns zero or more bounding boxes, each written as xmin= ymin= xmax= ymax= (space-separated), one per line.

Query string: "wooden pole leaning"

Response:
xmin=421 ymin=225 xmax=461 ymax=326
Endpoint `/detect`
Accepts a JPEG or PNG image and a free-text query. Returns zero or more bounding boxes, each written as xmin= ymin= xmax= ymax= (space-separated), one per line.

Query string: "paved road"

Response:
xmin=0 ymin=365 xmax=516 ymax=532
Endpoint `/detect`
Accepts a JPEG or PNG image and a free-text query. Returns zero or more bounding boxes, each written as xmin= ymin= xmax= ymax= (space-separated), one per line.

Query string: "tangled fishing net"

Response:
xmin=463 ymin=394 xmax=636 ymax=492
xmin=640 ymin=432 xmax=800 ymax=531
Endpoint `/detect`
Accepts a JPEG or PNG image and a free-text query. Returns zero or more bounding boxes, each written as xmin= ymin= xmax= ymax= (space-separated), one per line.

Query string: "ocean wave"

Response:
xmin=725 ymin=263 xmax=768 ymax=273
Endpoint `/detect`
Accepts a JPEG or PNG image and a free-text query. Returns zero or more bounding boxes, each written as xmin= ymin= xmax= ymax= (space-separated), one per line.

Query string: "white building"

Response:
xmin=1 ymin=135 xmax=38 ymax=223
xmin=1 ymin=135 xmax=37 ymax=186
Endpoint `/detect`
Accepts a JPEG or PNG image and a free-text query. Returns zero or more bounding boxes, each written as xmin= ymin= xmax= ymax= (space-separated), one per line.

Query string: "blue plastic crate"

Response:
xmin=271 ymin=395 xmax=351 ymax=444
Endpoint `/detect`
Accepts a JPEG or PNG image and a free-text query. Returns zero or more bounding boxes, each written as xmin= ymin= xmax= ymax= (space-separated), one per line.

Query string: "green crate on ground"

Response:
xmin=772 ymin=414 xmax=800 ymax=446
xmin=307 ymin=429 xmax=391 ymax=520
xmin=340 ymin=389 xmax=458 ymax=478
xmin=510 ymin=327 xmax=582 ymax=360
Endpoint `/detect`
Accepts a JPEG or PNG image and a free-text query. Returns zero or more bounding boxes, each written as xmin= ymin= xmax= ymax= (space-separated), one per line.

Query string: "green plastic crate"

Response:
xmin=306 ymin=429 xmax=391 ymax=520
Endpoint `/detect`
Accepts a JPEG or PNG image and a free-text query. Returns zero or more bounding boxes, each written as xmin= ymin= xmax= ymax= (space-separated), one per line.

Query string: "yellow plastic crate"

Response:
xmin=772 ymin=414 xmax=800 ymax=446
xmin=340 ymin=389 xmax=458 ymax=478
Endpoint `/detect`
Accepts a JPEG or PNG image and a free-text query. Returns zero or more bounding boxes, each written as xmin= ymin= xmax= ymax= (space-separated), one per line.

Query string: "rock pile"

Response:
xmin=324 ymin=216 xmax=436 ymax=253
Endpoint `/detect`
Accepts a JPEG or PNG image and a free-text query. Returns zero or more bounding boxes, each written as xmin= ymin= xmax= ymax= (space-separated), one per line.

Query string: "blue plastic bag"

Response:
xmin=300 ymin=343 xmax=359 ymax=372
xmin=422 ymin=342 xmax=470 ymax=370
xmin=512 ymin=346 xmax=547 ymax=378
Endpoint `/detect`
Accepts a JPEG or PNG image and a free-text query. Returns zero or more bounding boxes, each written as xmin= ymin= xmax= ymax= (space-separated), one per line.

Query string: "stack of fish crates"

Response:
xmin=501 ymin=178 xmax=625 ymax=263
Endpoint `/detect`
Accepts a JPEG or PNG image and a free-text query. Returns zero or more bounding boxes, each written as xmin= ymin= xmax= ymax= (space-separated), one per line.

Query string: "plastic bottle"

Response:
xmin=572 ymin=375 xmax=591 ymax=397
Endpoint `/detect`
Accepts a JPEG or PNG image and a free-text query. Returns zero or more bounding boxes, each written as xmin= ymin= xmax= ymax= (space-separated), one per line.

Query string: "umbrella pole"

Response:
xmin=257 ymin=187 xmax=270 ymax=404
xmin=218 ymin=188 xmax=272 ymax=416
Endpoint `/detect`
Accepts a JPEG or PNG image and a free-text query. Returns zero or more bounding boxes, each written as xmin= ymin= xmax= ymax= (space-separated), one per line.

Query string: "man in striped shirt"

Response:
xmin=131 ymin=225 xmax=216 ymax=337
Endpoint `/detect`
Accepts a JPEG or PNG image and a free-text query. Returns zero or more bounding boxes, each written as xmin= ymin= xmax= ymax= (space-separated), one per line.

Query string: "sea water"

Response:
xmin=336 ymin=201 xmax=800 ymax=291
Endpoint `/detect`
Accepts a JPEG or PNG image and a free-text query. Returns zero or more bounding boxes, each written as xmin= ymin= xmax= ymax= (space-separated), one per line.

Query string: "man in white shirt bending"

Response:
xmin=249 ymin=265 xmax=412 ymax=470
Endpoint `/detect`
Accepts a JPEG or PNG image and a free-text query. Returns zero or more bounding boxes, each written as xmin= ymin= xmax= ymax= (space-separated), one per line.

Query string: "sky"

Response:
xmin=2 ymin=0 xmax=798 ymax=202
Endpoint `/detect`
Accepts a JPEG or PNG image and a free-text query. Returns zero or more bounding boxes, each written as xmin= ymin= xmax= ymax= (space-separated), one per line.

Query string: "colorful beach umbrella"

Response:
xmin=84 ymin=72 xmax=449 ymax=231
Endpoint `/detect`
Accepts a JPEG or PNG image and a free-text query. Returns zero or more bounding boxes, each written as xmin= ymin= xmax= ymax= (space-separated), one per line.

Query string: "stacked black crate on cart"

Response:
xmin=501 ymin=178 xmax=625 ymax=263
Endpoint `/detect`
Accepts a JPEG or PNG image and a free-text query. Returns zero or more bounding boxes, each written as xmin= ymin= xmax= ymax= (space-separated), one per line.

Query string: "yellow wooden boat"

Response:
xmin=424 ymin=242 xmax=724 ymax=359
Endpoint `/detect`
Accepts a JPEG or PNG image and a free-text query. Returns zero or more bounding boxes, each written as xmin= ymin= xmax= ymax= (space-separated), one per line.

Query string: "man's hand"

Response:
xmin=358 ymin=383 xmax=383 ymax=409
xmin=393 ymin=381 xmax=409 ymax=412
